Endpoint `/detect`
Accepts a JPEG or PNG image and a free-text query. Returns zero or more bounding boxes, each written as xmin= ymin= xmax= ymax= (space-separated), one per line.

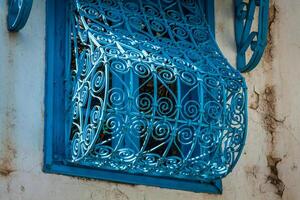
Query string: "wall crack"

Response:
xmin=249 ymin=86 xmax=260 ymax=110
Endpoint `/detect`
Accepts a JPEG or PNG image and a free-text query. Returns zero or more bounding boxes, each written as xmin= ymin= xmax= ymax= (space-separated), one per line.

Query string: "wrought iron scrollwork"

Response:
xmin=68 ymin=0 xmax=248 ymax=181
xmin=234 ymin=0 xmax=269 ymax=72
xmin=7 ymin=0 xmax=33 ymax=31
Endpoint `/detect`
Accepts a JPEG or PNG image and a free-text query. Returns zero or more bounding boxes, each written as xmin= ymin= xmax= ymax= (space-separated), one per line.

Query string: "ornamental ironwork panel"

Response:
xmin=69 ymin=0 xmax=247 ymax=181
xmin=235 ymin=0 xmax=269 ymax=72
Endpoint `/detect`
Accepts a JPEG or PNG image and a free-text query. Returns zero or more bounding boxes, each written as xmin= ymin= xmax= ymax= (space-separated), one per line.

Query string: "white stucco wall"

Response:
xmin=0 ymin=0 xmax=299 ymax=199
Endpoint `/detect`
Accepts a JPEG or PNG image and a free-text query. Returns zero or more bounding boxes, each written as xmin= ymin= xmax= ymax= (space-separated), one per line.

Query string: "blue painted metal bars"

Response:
xmin=235 ymin=0 xmax=270 ymax=72
xmin=45 ymin=0 xmax=223 ymax=193
xmin=43 ymin=0 xmax=270 ymax=193
xmin=69 ymin=0 xmax=248 ymax=181
xmin=7 ymin=0 xmax=33 ymax=31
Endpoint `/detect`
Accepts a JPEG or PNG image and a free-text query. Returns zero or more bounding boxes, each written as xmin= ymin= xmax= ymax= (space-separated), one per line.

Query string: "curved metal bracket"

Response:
xmin=7 ymin=0 xmax=33 ymax=32
xmin=234 ymin=0 xmax=269 ymax=72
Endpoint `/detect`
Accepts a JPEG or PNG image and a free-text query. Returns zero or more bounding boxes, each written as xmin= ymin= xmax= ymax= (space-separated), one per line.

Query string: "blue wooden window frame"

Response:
xmin=44 ymin=0 xmax=222 ymax=194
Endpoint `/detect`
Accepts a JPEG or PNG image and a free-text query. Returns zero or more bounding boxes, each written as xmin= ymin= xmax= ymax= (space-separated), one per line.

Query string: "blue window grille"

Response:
xmin=40 ymin=0 xmax=269 ymax=194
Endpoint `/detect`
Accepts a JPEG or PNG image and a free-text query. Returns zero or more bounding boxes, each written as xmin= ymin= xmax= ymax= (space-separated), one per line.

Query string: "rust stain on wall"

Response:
xmin=260 ymin=86 xmax=285 ymax=197
xmin=267 ymin=156 xmax=285 ymax=197
xmin=0 ymin=32 xmax=18 ymax=177
xmin=0 ymin=108 xmax=17 ymax=177
xmin=0 ymin=145 xmax=16 ymax=176
xmin=264 ymin=1 xmax=279 ymax=64
xmin=254 ymin=1 xmax=287 ymax=196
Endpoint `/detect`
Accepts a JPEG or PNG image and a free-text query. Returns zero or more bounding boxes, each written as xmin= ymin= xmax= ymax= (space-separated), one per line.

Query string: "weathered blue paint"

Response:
xmin=7 ymin=0 xmax=33 ymax=31
xmin=234 ymin=0 xmax=270 ymax=72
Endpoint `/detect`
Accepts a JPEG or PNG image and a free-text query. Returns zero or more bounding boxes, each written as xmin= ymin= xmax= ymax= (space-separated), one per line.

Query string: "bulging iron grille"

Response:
xmin=69 ymin=0 xmax=247 ymax=181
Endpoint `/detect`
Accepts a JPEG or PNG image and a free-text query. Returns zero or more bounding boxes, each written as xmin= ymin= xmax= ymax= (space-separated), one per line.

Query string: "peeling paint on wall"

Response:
xmin=260 ymin=85 xmax=285 ymax=197
xmin=267 ymin=155 xmax=285 ymax=197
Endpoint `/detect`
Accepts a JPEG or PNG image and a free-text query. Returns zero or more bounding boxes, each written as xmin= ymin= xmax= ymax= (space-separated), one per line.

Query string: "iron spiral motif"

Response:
xmin=7 ymin=0 xmax=33 ymax=31
xmin=69 ymin=0 xmax=248 ymax=181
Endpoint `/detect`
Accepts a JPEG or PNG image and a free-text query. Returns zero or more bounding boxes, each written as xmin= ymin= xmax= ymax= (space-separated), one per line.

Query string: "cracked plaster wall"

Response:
xmin=0 ymin=0 xmax=300 ymax=199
